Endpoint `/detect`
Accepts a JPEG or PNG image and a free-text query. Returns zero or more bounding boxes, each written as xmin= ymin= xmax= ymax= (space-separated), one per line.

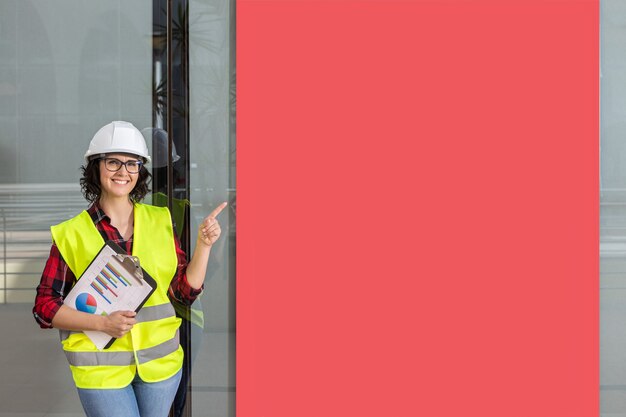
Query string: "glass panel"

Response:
xmin=188 ymin=0 xmax=236 ymax=416
xmin=0 ymin=0 xmax=152 ymax=415
xmin=601 ymin=0 xmax=626 ymax=414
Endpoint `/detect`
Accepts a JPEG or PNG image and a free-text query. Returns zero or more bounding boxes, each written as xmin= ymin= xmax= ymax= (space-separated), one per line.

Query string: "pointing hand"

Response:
xmin=198 ymin=202 xmax=227 ymax=247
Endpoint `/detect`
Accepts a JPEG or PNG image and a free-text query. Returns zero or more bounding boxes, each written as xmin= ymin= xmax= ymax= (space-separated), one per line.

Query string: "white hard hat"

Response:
xmin=84 ymin=121 xmax=151 ymax=163
xmin=141 ymin=127 xmax=180 ymax=168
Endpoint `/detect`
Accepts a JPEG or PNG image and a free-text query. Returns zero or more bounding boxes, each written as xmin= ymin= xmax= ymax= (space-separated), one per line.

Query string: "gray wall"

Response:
xmin=0 ymin=0 xmax=153 ymax=185
xmin=0 ymin=2 xmax=154 ymax=415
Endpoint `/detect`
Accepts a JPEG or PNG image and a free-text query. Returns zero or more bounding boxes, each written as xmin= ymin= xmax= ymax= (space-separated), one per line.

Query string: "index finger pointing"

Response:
xmin=208 ymin=202 xmax=228 ymax=219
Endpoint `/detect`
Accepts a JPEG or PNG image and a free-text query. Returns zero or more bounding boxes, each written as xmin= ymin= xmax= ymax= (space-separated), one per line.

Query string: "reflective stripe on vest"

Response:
xmin=65 ymin=350 xmax=134 ymax=366
xmin=51 ymin=203 xmax=183 ymax=389
xmin=64 ymin=329 xmax=180 ymax=366
xmin=135 ymin=303 xmax=176 ymax=323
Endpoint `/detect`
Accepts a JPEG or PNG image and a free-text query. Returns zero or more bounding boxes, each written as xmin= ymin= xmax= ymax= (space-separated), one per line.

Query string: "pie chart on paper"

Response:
xmin=75 ymin=293 xmax=97 ymax=314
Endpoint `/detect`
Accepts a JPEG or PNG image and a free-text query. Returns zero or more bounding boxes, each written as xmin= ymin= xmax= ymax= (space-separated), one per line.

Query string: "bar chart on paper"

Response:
xmin=89 ymin=262 xmax=133 ymax=305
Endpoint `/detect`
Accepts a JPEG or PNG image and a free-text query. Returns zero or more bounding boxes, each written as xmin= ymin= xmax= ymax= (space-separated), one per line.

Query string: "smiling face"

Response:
xmin=98 ymin=153 xmax=142 ymax=200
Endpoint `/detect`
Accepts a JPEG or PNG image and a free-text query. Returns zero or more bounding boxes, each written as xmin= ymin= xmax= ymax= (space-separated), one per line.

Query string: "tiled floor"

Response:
xmin=0 ymin=303 xmax=234 ymax=417
xmin=0 ymin=304 xmax=83 ymax=416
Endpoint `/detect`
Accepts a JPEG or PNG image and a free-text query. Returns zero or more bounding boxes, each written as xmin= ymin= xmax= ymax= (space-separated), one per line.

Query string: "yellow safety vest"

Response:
xmin=50 ymin=203 xmax=184 ymax=389
xmin=151 ymin=192 xmax=205 ymax=329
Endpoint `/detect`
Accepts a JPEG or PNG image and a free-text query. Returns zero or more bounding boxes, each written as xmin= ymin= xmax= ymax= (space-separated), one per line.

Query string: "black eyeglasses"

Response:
xmin=101 ymin=158 xmax=143 ymax=174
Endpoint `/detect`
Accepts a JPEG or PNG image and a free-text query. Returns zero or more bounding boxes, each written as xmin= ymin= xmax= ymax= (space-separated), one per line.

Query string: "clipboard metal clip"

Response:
xmin=113 ymin=254 xmax=145 ymax=284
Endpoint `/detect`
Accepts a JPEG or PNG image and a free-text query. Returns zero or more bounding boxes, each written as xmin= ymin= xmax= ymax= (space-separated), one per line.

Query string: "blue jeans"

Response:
xmin=77 ymin=369 xmax=182 ymax=417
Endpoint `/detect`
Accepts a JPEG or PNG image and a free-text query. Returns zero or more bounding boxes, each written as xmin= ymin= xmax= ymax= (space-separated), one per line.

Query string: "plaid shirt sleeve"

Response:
xmin=33 ymin=243 xmax=75 ymax=329
xmin=168 ymin=232 xmax=203 ymax=305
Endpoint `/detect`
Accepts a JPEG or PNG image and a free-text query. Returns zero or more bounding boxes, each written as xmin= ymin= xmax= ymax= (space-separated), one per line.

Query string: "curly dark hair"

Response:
xmin=80 ymin=158 xmax=152 ymax=203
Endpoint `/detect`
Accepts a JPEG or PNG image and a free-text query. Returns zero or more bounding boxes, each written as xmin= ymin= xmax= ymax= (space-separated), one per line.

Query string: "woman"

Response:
xmin=33 ymin=121 xmax=226 ymax=417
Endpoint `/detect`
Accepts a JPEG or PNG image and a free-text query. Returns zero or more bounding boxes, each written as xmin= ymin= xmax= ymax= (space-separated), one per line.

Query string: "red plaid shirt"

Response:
xmin=33 ymin=203 xmax=202 ymax=328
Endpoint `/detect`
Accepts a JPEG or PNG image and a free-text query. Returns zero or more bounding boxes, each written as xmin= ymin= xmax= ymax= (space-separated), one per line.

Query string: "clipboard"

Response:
xmin=63 ymin=240 xmax=157 ymax=350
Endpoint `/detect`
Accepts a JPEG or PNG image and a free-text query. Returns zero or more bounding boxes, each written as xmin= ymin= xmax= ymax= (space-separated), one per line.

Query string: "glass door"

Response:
xmin=153 ymin=0 xmax=236 ymax=415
